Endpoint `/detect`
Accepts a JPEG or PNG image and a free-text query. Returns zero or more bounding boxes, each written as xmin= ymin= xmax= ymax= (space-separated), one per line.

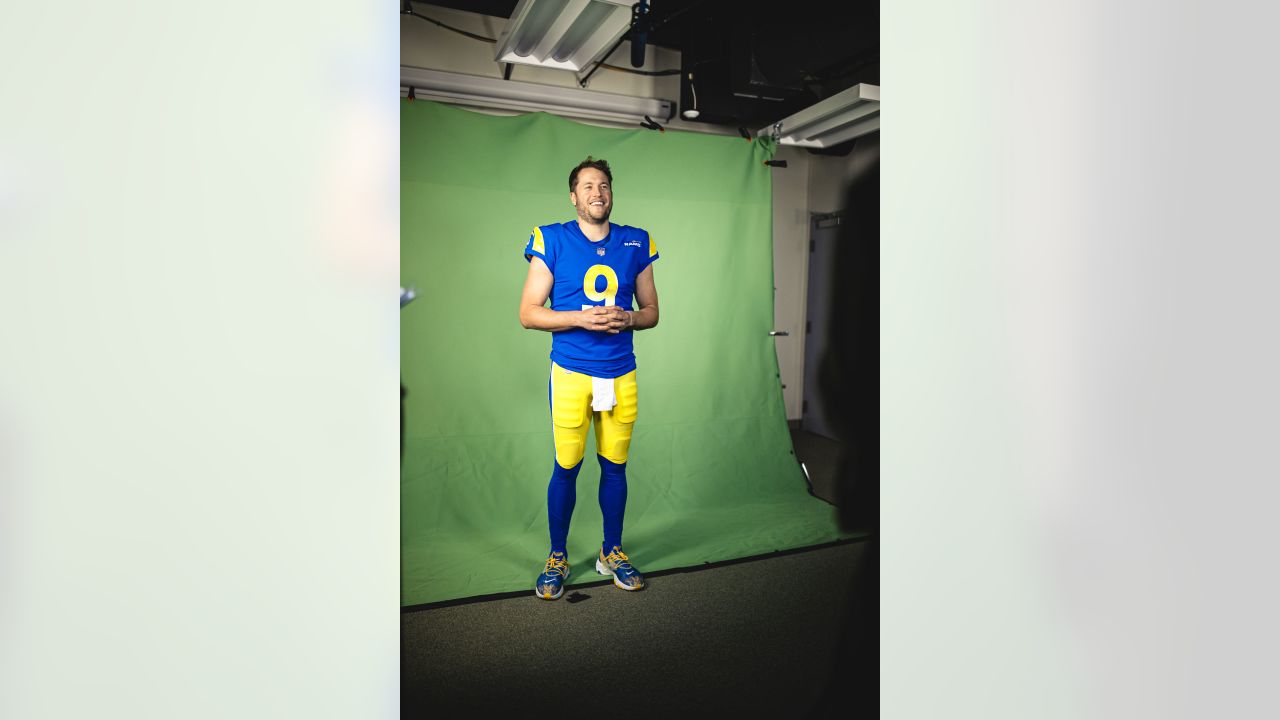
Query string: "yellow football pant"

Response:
xmin=549 ymin=362 xmax=638 ymax=468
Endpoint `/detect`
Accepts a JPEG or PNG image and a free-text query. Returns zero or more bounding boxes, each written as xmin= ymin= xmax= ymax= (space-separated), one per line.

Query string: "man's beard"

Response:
xmin=580 ymin=203 xmax=610 ymax=224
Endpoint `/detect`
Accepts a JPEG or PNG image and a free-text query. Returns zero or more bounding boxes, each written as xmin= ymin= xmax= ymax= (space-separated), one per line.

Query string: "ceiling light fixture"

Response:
xmin=400 ymin=65 xmax=675 ymax=126
xmin=495 ymin=0 xmax=636 ymax=73
xmin=681 ymin=72 xmax=700 ymax=119
xmin=757 ymin=83 xmax=880 ymax=147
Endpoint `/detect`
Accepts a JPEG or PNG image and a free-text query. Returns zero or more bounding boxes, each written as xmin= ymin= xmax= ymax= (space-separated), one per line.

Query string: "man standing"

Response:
xmin=518 ymin=157 xmax=660 ymax=600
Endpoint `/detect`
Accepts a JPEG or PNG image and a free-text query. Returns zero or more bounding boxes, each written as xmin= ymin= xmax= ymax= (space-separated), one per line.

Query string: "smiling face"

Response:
xmin=570 ymin=167 xmax=612 ymax=225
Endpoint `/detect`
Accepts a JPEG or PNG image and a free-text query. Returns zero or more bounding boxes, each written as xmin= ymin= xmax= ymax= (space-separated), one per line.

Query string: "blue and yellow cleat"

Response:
xmin=596 ymin=546 xmax=645 ymax=591
xmin=535 ymin=552 xmax=571 ymax=600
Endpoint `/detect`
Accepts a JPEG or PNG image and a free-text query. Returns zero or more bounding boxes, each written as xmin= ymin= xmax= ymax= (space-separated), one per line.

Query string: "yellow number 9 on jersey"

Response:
xmin=583 ymin=264 xmax=619 ymax=307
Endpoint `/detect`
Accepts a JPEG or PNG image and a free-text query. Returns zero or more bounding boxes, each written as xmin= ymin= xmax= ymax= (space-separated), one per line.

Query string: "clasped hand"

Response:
xmin=579 ymin=305 xmax=632 ymax=334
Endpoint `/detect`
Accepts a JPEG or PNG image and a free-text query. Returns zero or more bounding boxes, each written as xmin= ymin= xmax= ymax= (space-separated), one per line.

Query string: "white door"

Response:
xmin=802 ymin=212 xmax=843 ymax=441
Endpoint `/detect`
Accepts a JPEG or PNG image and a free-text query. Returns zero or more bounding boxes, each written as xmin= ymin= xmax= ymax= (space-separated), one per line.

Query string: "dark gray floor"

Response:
xmin=402 ymin=428 xmax=866 ymax=715
xmin=402 ymin=540 xmax=866 ymax=715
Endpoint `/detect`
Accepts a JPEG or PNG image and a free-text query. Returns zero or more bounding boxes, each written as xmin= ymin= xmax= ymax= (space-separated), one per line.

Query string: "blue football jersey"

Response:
xmin=523 ymin=221 xmax=659 ymax=377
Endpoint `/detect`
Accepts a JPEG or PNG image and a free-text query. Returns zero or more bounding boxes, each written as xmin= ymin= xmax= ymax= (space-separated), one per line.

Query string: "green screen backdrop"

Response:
xmin=401 ymin=100 xmax=846 ymax=606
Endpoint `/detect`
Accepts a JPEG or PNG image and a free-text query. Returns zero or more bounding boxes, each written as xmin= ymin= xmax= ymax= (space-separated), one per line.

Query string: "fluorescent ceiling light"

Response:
xmin=401 ymin=66 xmax=674 ymax=126
xmin=495 ymin=0 xmax=634 ymax=72
xmin=758 ymin=84 xmax=880 ymax=148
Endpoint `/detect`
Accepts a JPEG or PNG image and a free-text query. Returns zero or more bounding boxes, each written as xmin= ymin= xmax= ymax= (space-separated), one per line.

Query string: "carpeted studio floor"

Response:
xmin=401 ymin=428 xmax=871 ymax=716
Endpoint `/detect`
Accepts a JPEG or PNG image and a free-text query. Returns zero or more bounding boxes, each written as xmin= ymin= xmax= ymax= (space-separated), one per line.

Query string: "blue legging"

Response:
xmin=547 ymin=455 xmax=627 ymax=555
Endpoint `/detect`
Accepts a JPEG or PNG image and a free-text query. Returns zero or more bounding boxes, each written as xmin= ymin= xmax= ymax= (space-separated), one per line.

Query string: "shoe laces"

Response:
xmin=543 ymin=553 xmax=568 ymax=578
xmin=603 ymin=547 xmax=631 ymax=570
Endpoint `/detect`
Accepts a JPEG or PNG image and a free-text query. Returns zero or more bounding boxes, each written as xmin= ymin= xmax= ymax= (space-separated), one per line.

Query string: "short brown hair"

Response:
xmin=569 ymin=157 xmax=613 ymax=192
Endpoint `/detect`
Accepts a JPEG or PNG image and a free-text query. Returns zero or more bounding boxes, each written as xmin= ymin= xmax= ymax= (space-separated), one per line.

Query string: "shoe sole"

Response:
xmin=596 ymin=559 xmax=644 ymax=591
xmin=534 ymin=567 xmax=570 ymax=600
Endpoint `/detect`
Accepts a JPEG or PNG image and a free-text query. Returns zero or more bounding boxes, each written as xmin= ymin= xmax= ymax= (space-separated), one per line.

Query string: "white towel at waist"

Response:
xmin=591 ymin=375 xmax=616 ymax=412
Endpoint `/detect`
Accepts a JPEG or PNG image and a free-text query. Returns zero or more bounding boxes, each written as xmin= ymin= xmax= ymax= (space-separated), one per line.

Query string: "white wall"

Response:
xmin=400 ymin=6 xmax=849 ymax=420
xmin=770 ymin=145 xmax=812 ymax=419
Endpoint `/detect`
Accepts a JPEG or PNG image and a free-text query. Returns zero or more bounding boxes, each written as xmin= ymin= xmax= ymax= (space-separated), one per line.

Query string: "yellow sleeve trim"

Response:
xmin=532 ymin=227 xmax=546 ymax=255
xmin=648 ymin=235 xmax=657 ymax=258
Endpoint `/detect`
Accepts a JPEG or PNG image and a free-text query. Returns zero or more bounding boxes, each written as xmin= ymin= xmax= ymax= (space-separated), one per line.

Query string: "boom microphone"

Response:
xmin=630 ymin=1 xmax=650 ymax=68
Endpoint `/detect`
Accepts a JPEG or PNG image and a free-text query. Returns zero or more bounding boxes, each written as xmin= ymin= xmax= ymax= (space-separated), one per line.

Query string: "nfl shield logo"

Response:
xmin=597 ymin=248 xmax=606 ymax=256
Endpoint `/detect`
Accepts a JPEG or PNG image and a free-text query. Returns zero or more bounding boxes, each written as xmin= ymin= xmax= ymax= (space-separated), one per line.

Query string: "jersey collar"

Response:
xmin=566 ymin=220 xmax=613 ymax=246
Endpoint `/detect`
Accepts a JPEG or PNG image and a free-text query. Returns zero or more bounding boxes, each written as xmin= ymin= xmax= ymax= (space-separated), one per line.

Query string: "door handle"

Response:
xmin=769 ymin=331 xmax=789 ymax=337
